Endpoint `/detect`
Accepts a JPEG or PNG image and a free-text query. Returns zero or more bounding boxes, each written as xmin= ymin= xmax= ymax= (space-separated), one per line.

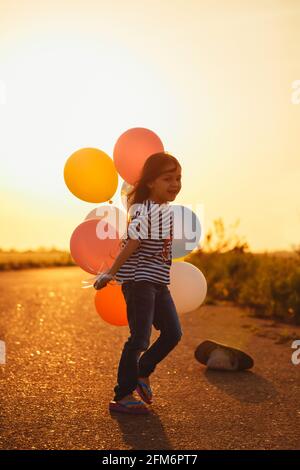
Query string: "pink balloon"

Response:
xmin=113 ymin=127 xmax=164 ymax=185
xmin=70 ymin=218 xmax=122 ymax=275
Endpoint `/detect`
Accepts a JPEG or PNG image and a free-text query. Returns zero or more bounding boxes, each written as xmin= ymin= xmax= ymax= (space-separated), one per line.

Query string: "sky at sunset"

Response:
xmin=0 ymin=0 xmax=299 ymax=252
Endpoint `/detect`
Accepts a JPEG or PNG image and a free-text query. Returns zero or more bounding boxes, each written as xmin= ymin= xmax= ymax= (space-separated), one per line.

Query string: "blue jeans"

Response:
xmin=113 ymin=280 xmax=182 ymax=402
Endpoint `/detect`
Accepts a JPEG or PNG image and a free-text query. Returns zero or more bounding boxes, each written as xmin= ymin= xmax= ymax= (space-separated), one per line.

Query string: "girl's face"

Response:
xmin=148 ymin=165 xmax=182 ymax=204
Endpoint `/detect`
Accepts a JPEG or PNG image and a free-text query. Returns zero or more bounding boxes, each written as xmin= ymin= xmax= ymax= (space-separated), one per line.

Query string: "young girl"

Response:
xmin=94 ymin=152 xmax=182 ymax=415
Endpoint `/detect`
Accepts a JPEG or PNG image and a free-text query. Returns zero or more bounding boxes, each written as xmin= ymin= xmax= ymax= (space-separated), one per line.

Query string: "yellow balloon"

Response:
xmin=64 ymin=148 xmax=118 ymax=203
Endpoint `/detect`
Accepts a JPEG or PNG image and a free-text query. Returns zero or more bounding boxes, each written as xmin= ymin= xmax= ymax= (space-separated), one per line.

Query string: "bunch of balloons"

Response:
xmin=64 ymin=127 xmax=207 ymax=326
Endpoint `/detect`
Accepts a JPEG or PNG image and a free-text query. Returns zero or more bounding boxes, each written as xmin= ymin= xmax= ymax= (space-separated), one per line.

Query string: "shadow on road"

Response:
xmin=204 ymin=370 xmax=278 ymax=403
xmin=109 ymin=411 xmax=172 ymax=450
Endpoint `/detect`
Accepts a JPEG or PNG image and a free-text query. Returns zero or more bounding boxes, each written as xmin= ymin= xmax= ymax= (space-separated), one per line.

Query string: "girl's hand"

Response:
xmin=93 ymin=272 xmax=114 ymax=290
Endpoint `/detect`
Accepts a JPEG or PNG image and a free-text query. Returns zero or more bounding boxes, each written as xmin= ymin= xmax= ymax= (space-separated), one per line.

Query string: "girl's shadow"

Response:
xmin=204 ymin=369 xmax=278 ymax=403
xmin=109 ymin=410 xmax=172 ymax=450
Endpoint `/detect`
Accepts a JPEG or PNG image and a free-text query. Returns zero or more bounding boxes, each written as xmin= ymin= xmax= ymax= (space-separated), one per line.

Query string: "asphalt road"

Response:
xmin=0 ymin=267 xmax=299 ymax=450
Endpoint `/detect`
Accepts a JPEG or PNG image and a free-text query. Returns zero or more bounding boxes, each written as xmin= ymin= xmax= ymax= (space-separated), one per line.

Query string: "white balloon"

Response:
xmin=170 ymin=205 xmax=202 ymax=258
xmin=169 ymin=261 xmax=207 ymax=314
xmin=121 ymin=180 xmax=133 ymax=210
xmin=84 ymin=205 xmax=127 ymax=238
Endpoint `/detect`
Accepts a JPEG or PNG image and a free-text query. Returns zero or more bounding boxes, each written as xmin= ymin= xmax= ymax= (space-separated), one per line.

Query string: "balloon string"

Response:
xmin=81 ymin=261 xmax=105 ymax=288
xmin=80 ymin=260 xmax=122 ymax=288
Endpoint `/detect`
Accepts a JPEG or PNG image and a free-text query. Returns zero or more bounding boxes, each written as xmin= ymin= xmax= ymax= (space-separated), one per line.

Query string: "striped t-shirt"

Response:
xmin=115 ymin=199 xmax=174 ymax=285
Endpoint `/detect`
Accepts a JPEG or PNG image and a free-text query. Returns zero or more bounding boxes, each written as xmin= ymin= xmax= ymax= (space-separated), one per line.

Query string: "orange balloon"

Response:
xmin=64 ymin=147 xmax=118 ymax=203
xmin=94 ymin=283 xmax=128 ymax=326
xmin=113 ymin=127 xmax=164 ymax=185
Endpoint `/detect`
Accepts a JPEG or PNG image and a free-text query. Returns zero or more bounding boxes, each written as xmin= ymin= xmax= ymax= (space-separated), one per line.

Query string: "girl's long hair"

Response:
xmin=126 ymin=152 xmax=181 ymax=209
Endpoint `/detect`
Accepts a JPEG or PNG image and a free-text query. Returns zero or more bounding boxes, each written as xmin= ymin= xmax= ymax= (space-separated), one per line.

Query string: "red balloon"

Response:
xmin=70 ymin=218 xmax=121 ymax=275
xmin=113 ymin=127 xmax=164 ymax=185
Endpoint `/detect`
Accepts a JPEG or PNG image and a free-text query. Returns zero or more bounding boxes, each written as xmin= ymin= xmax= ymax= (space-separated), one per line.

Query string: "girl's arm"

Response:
xmin=108 ymin=238 xmax=141 ymax=277
xmin=94 ymin=239 xmax=140 ymax=290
